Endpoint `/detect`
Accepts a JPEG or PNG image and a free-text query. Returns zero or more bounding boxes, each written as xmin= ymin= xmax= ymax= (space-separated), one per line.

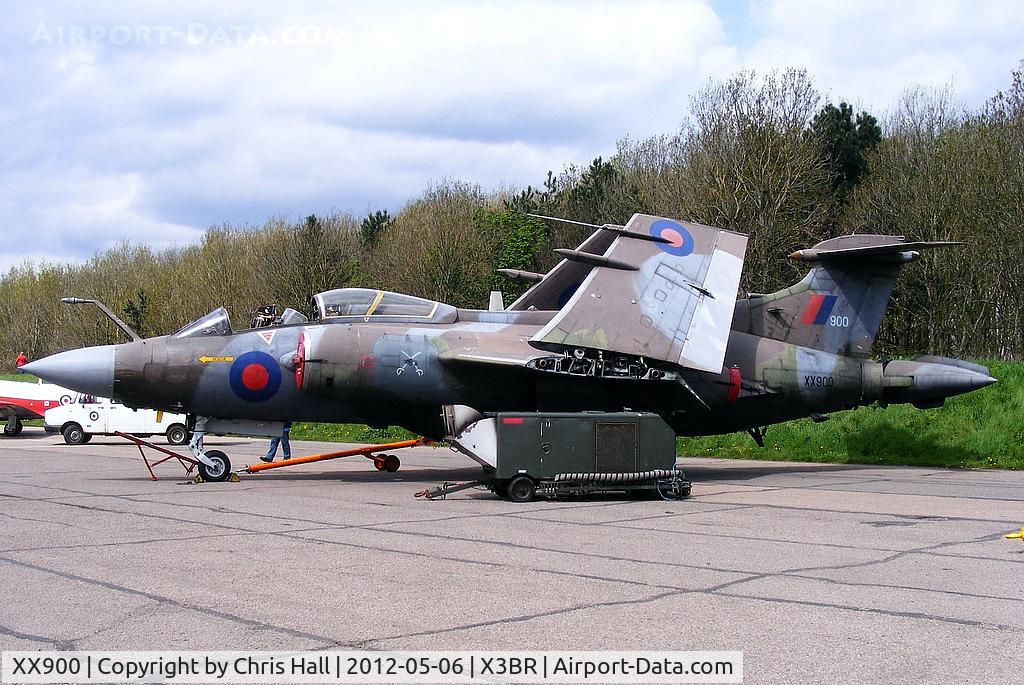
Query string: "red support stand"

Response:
xmin=113 ymin=431 xmax=199 ymax=480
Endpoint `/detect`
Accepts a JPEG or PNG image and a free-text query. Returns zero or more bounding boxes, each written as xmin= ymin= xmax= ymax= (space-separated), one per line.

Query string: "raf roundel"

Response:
xmin=650 ymin=219 xmax=695 ymax=257
xmin=229 ymin=351 xmax=282 ymax=402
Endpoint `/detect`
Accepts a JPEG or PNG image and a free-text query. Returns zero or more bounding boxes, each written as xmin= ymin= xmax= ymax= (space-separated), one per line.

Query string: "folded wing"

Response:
xmin=529 ymin=214 xmax=748 ymax=374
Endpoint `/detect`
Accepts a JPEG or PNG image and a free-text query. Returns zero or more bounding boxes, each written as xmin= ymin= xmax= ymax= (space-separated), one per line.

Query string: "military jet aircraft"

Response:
xmin=23 ymin=213 xmax=996 ymax=481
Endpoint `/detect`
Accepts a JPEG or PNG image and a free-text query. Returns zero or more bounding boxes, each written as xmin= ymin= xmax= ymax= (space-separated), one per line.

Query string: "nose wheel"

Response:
xmin=187 ymin=417 xmax=233 ymax=482
xmin=196 ymin=449 xmax=232 ymax=482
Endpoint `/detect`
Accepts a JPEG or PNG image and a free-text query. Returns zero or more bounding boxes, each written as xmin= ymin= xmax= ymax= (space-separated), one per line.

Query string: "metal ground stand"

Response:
xmin=113 ymin=431 xmax=206 ymax=481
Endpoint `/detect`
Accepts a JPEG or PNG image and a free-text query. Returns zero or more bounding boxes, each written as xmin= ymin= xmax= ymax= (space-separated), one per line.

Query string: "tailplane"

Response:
xmin=733 ymin=234 xmax=958 ymax=357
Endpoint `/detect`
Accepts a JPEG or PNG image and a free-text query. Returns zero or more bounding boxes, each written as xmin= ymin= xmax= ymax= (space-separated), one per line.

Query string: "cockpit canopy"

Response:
xmin=173 ymin=307 xmax=232 ymax=338
xmin=311 ymin=288 xmax=457 ymax=323
xmin=171 ymin=289 xmax=455 ymax=339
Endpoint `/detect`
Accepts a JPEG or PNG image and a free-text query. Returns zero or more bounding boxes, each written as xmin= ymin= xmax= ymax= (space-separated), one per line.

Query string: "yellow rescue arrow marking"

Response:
xmin=199 ymin=355 xmax=234 ymax=363
xmin=1006 ymin=528 xmax=1024 ymax=541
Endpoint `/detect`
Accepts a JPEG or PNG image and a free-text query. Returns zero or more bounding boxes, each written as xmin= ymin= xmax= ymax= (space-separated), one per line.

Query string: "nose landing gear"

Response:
xmin=187 ymin=416 xmax=233 ymax=482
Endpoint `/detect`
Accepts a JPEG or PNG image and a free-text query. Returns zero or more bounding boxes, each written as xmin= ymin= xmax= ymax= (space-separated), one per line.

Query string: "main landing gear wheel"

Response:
xmin=506 ymin=475 xmax=536 ymax=503
xmin=197 ymin=449 xmax=231 ymax=482
xmin=382 ymin=454 xmax=401 ymax=473
xmin=4 ymin=419 xmax=23 ymax=437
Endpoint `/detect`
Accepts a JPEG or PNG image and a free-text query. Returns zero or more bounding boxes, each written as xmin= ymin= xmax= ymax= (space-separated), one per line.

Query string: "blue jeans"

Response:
xmin=265 ymin=425 xmax=291 ymax=460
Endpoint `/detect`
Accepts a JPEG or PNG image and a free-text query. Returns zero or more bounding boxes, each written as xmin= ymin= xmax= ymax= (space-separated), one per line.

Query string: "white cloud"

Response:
xmin=0 ymin=0 xmax=1020 ymax=273
xmin=742 ymin=0 xmax=1024 ymax=110
xmin=0 ymin=0 xmax=730 ymax=270
xmin=0 ymin=165 xmax=203 ymax=260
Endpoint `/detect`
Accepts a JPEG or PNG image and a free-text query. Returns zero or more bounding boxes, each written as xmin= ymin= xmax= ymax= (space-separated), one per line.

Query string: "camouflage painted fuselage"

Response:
xmin=106 ymin=307 xmax=957 ymax=440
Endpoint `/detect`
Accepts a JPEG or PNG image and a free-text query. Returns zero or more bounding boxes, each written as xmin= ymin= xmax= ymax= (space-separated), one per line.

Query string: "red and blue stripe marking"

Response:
xmin=800 ymin=294 xmax=838 ymax=325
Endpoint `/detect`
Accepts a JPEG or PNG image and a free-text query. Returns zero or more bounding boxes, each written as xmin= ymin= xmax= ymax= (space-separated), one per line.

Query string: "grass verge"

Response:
xmin=288 ymin=423 xmax=414 ymax=444
xmin=682 ymin=360 xmax=1022 ymax=470
xmin=0 ymin=373 xmax=39 ymax=383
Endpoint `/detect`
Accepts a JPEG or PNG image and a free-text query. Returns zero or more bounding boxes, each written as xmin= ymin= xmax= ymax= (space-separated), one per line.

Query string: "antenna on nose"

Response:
xmin=61 ymin=296 xmax=142 ymax=342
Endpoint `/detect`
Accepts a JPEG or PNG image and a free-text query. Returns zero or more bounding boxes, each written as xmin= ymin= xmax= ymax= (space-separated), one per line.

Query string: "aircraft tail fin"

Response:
xmin=734 ymin=234 xmax=959 ymax=357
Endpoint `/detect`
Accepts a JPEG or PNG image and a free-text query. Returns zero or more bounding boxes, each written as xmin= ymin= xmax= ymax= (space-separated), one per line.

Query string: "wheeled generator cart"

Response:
xmin=422 ymin=411 xmax=691 ymax=502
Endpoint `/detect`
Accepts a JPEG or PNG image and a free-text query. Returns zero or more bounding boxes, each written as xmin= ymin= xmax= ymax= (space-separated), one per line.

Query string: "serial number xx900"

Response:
xmin=803 ymin=375 xmax=835 ymax=388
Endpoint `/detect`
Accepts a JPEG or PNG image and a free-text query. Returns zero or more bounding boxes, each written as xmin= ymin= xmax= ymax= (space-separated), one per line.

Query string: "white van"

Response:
xmin=44 ymin=394 xmax=189 ymax=446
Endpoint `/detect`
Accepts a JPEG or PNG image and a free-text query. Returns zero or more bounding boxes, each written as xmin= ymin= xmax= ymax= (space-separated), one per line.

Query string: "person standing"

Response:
xmin=15 ymin=352 xmax=28 ymax=368
xmin=261 ymin=421 xmax=292 ymax=462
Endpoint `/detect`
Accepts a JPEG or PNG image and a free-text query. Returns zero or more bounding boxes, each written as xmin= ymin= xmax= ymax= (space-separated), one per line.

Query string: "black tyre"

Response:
xmin=81 ymin=433 xmax=92 ymax=444
xmin=166 ymin=424 xmax=189 ymax=445
xmin=62 ymin=423 xmax=87 ymax=445
xmin=491 ymin=480 xmax=509 ymax=498
xmin=506 ymin=475 xmax=536 ymax=503
xmin=197 ymin=449 xmax=231 ymax=482
xmin=4 ymin=419 xmax=23 ymax=437
xmin=382 ymin=454 xmax=401 ymax=472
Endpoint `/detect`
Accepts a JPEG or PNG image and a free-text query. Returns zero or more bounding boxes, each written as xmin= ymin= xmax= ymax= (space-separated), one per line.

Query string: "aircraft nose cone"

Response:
xmin=21 ymin=345 xmax=115 ymax=398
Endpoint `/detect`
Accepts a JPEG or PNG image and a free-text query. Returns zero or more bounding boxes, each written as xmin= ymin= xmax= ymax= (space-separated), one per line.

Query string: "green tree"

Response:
xmin=812 ymin=101 xmax=882 ymax=197
xmin=122 ymin=290 xmax=149 ymax=338
xmin=615 ymin=68 xmax=836 ymax=293
xmin=557 ymin=157 xmax=619 ymax=224
xmin=368 ymin=181 xmax=492 ymax=307
xmin=842 ymin=79 xmax=1024 ymax=359
xmin=474 ymin=209 xmax=548 ymax=300
xmin=278 ymin=214 xmax=358 ymax=307
xmin=360 ymin=209 xmax=393 ymax=245
xmin=503 ymin=170 xmax=558 ymax=216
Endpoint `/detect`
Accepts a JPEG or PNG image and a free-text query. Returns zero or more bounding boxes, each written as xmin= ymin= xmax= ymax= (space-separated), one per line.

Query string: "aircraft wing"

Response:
xmin=529 ymin=214 xmax=748 ymax=374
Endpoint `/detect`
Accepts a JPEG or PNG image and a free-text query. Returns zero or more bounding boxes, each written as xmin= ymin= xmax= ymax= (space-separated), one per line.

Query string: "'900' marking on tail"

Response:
xmin=800 ymin=294 xmax=838 ymax=325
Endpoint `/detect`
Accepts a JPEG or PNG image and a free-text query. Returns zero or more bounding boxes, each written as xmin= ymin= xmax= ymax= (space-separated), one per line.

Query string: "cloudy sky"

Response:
xmin=1 ymin=1 xmax=1021 ymax=272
